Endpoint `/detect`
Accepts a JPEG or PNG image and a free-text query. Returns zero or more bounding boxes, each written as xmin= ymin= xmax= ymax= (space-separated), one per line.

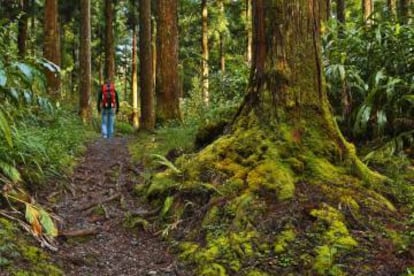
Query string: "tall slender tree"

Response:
xmin=79 ymin=0 xmax=91 ymax=122
xmin=201 ymin=0 xmax=209 ymax=105
xmin=218 ymin=0 xmax=226 ymax=73
xmin=18 ymin=0 xmax=29 ymax=57
xmin=156 ymin=0 xmax=181 ymax=123
xmin=104 ymin=0 xmax=115 ymax=81
xmin=362 ymin=0 xmax=374 ymax=23
xmin=337 ymin=0 xmax=345 ymax=35
xmin=387 ymin=0 xmax=397 ymax=16
xmin=139 ymin=0 xmax=155 ymax=130
xmin=130 ymin=0 xmax=139 ymax=128
xmin=44 ymin=0 xmax=61 ymax=98
xmin=245 ymin=0 xmax=252 ymax=65
xmin=399 ymin=0 xmax=412 ymax=23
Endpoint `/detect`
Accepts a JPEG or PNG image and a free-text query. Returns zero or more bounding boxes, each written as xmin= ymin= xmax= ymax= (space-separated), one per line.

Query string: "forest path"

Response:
xmin=49 ymin=136 xmax=187 ymax=275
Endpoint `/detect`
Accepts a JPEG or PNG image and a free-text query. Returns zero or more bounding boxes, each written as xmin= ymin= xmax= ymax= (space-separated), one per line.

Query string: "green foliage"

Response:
xmin=324 ymin=16 xmax=414 ymax=147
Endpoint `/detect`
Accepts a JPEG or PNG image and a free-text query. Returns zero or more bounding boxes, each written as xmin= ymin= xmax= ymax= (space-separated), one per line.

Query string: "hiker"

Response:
xmin=97 ymin=80 xmax=120 ymax=138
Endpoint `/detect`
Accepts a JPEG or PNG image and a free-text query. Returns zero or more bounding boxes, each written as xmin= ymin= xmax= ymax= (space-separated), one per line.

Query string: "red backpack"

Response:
xmin=101 ymin=83 xmax=116 ymax=108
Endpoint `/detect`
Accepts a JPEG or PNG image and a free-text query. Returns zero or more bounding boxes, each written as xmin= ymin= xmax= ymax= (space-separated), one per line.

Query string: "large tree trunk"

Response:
xmin=79 ymin=0 xmax=91 ymax=122
xmin=43 ymin=0 xmax=61 ymax=99
xmin=139 ymin=0 xmax=155 ymax=130
xmin=104 ymin=0 xmax=115 ymax=81
xmin=18 ymin=0 xmax=29 ymax=57
xmin=146 ymin=1 xmax=396 ymax=274
xmin=201 ymin=0 xmax=209 ymax=105
xmin=155 ymin=0 xmax=181 ymax=123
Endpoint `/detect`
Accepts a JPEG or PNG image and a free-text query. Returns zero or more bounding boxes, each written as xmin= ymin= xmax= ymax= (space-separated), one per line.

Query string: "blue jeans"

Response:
xmin=101 ymin=108 xmax=116 ymax=138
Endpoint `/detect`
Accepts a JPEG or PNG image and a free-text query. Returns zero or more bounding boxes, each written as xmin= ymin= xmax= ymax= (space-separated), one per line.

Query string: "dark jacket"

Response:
xmin=97 ymin=83 xmax=120 ymax=113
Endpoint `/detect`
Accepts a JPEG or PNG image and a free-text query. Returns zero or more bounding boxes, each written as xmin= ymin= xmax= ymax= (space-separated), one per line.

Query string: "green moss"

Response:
xmin=0 ymin=218 xmax=63 ymax=275
xmin=246 ymin=270 xmax=269 ymax=276
xmin=247 ymin=161 xmax=295 ymax=200
xmin=202 ymin=206 xmax=220 ymax=227
xmin=311 ymin=205 xmax=357 ymax=275
xmin=304 ymin=154 xmax=345 ymax=182
xmin=274 ymin=227 xmax=296 ymax=253
xmin=199 ymin=263 xmax=227 ymax=276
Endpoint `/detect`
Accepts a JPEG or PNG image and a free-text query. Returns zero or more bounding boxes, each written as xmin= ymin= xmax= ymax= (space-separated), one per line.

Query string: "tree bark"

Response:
xmin=218 ymin=0 xmax=226 ymax=73
xmin=131 ymin=21 xmax=139 ymax=129
xmin=18 ymin=0 xmax=29 ymax=57
xmin=245 ymin=0 xmax=252 ymax=65
xmin=43 ymin=0 xmax=61 ymax=99
xmin=155 ymin=0 xmax=181 ymax=123
xmin=337 ymin=0 xmax=345 ymax=25
xmin=201 ymin=0 xmax=209 ymax=105
xmin=79 ymin=0 xmax=91 ymax=122
xmin=399 ymin=0 xmax=412 ymax=23
xmin=387 ymin=0 xmax=397 ymax=16
xmin=362 ymin=0 xmax=374 ymax=23
xmin=139 ymin=0 xmax=155 ymax=130
xmin=104 ymin=0 xmax=115 ymax=81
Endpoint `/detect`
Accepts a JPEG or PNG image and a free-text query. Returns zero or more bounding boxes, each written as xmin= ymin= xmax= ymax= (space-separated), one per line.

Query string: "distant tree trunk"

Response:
xmin=245 ymin=0 xmax=252 ymax=65
xmin=218 ymin=0 xmax=225 ymax=73
xmin=337 ymin=0 xmax=345 ymax=24
xmin=156 ymin=0 xmax=181 ymax=123
xmin=104 ymin=0 xmax=115 ymax=81
xmin=18 ymin=0 xmax=29 ymax=57
xmin=201 ymin=0 xmax=209 ymax=105
xmin=79 ymin=0 xmax=91 ymax=122
xmin=44 ymin=0 xmax=61 ymax=99
xmin=362 ymin=0 xmax=374 ymax=23
xmin=337 ymin=0 xmax=345 ymax=35
xmin=139 ymin=0 xmax=155 ymax=130
xmin=327 ymin=0 xmax=331 ymax=18
xmin=131 ymin=18 xmax=139 ymax=129
xmin=387 ymin=0 xmax=397 ymax=16
xmin=399 ymin=0 xmax=412 ymax=23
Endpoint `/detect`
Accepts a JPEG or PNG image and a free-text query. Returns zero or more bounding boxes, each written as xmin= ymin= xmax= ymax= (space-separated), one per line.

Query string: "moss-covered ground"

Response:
xmin=130 ymin=119 xmax=414 ymax=276
xmin=0 ymin=218 xmax=63 ymax=275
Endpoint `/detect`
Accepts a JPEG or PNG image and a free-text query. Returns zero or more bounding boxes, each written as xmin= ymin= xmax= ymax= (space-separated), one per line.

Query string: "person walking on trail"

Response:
xmin=97 ymin=80 xmax=120 ymax=139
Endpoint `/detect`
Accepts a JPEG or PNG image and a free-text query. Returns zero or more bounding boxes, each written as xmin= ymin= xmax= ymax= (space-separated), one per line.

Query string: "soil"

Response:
xmin=48 ymin=136 xmax=190 ymax=276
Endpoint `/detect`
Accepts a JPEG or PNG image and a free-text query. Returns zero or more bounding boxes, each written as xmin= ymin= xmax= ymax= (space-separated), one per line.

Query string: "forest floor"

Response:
xmin=45 ymin=136 xmax=190 ymax=275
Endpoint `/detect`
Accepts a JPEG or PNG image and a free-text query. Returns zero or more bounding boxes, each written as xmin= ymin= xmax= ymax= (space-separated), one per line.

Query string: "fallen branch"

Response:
xmin=59 ymin=228 xmax=98 ymax=237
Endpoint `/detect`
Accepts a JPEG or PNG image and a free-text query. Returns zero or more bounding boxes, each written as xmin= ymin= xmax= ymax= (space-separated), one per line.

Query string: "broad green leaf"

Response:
xmin=41 ymin=59 xmax=60 ymax=73
xmin=15 ymin=63 xmax=33 ymax=82
xmin=0 ymin=69 xmax=6 ymax=87
xmin=25 ymin=203 xmax=42 ymax=236
xmin=0 ymin=161 xmax=21 ymax=183
xmin=39 ymin=209 xmax=58 ymax=237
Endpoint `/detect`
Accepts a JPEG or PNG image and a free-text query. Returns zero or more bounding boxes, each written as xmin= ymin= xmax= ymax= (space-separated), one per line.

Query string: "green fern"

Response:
xmin=151 ymin=154 xmax=181 ymax=174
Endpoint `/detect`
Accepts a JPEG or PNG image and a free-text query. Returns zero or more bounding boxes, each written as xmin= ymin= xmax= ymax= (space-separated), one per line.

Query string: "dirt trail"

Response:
xmin=50 ymin=137 xmax=188 ymax=275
